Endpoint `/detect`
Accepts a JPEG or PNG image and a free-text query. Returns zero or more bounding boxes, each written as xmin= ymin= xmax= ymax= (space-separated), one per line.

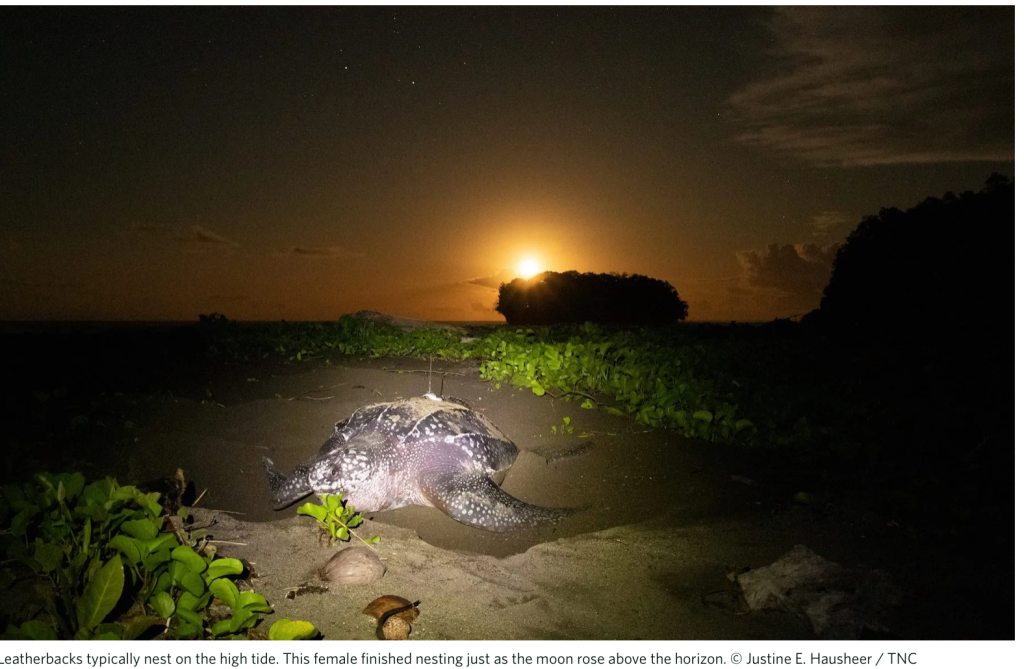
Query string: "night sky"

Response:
xmin=0 ymin=5 xmax=1014 ymax=323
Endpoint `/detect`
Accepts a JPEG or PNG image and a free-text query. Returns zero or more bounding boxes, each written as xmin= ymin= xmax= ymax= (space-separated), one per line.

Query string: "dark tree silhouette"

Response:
xmin=806 ymin=173 xmax=1012 ymax=345
xmin=496 ymin=271 xmax=688 ymax=326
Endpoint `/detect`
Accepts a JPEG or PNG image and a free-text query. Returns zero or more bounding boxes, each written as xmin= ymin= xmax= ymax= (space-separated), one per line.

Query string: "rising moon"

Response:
xmin=517 ymin=258 xmax=541 ymax=278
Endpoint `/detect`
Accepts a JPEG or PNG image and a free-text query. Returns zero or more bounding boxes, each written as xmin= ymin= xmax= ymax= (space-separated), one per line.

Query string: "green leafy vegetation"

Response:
xmin=297 ymin=493 xmax=380 ymax=546
xmin=199 ymin=316 xmax=799 ymax=447
xmin=201 ymin=313 xmax=973 ymax=460
xmin=269 ymin=618 xmax=319 ymax=640
xmin=474 ymin=325 xmax=763 ymax=443
xmin=0 ymin=472 xmax=318 ymax=640
xmin=551 ymin=417 xmax=574 ymax=435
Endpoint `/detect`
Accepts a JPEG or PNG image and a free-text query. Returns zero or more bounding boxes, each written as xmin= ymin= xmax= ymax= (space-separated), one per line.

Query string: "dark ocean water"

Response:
xmin=0 ymin=318 xmax=755 ymax=335
xmin=0 ymin=320 xmax=509 ymax=335
xmin=0 ymin=320 xmax=199 ymax=334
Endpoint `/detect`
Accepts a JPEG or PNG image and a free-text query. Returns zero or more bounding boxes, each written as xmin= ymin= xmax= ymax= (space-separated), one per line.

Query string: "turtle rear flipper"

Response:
xmin=419 ymin=470 xmax=573 ymax=532
xmin=262 ymin=456 xmax=314 ymax=510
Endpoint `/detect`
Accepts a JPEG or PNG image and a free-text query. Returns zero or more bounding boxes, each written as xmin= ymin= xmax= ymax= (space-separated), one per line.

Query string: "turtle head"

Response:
xmin=307 ymin=446 xmax=376 ymax=497
xmin=262 ymin=456 xmax=314 ymax=510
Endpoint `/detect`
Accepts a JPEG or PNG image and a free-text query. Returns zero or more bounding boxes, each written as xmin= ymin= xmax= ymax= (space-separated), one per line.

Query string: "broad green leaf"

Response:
xmin=94 ymin=623 xmax=125 ymax=640
xmin=297 ymin=503 xmax=328 ymax=522
xmin=209 ymin=577 xmax=240 ymax=608
xmin=19 ymin=620 xmax=58 ymax=640
xmin=142 ymin=548 xmax=171 ymax=572
xmin=180 ymin=571 xmax=206 ymax=597
xmin=81 ymin=517 xmax=91 ymax=554
xmin=76 ymin=554 xmax=125 ymax=631
xmin=111 ymin=486 xmax=162 ymax=519
xmin=174 ymin=620 xmax=202 ymax=639
xmin=692 ymin=410 xmax=714 ymax=423
xmin=270 ymin=618 xmax=319 ymax=640
xmin=734 ymin=419 xmax=755 ymax=432
xmin=177 ymin=590 xmax=203 ymax=613
xmin=109 ymin=535 xmax=143 ymax=565
xmin=150 ymin=591 xmax=176 ymax=618
xmin=64 ymin=472 xmax=86 ymax=500
xmin=3 ymin=625 xmax=30 ymax=641
xmin=120 ymin=614 xmax=164 ymax=641
xmin=82 ymin=480 xmax=114 ymax=507
xmin=121 ymin=518 xmax=159 ymax=541
xmin=152 ymin=570 xmax=172 ymax=594
xmin=169 ymin=561 xmax=188 ymax=586
xmin=210 ymin=617 xmax=239 ymax=638
xmin=174 ymin=608 xmax=203 ymax=627
xmin=110 ymin=484 xmax=139 ymax=502
xmin=32 ymin=541 xmax=64 ymax=573
xmin=90 ymin=630 xmax=121 ymax=640
xmin=237 ymin=590 xmax=271 ymax=613
xmin=205 ymin=558 xmax=244 ymax=580
xmin=231 ymin=610 xmax=259 ymax=632
xmin=171 ymin=545 xmax=208 ymax=573
xmin=145 ymin=533 xmax=178 ymax=553
xmin=138 ymin=492 xmax=163 ymax=519
xmin=9 ymin=506 xmax=40 ymax=538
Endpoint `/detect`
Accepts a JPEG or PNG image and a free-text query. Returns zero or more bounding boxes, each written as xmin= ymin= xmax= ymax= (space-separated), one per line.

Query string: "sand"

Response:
xmin=18 ymin=354 xmax=1006 ymax=639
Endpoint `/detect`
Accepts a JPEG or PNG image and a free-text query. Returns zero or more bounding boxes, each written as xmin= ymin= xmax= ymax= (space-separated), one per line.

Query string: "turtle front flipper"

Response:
xmin=419 ymin=470 xmax=573 ymax=532
xmin=262 ymin=456 xmax=314 ymax=510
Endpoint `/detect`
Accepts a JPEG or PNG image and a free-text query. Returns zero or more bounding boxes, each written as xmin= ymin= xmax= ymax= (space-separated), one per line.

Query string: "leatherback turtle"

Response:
xmin=262 ymin=395 xmax=571 ymax=531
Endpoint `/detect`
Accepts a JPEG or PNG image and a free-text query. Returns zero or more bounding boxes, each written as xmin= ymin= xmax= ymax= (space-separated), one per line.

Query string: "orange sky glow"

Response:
xmin=0 ymin=7 xmax=1012 ymax=324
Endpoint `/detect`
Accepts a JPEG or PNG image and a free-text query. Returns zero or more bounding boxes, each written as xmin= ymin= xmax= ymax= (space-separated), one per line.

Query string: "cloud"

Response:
xmin=737 ymin=242 xmax=838 ymax=308
xmin=675 ymin=242 xmax=839 ymax=322
xmin=129 ymin=222 xmax=239 ymax=251
xmin=464 ymin=268 xmax=518 ymax=289
xmin=810 ymin=211 xmax=857 ymax=239
xmin=728 ymin=7 xmax=1013 ymax=166
xmin=676 ymin=239 xmax=840 ymax=322
xmin=793 ymin=241 xmax=840 ymax=268
xmin=282 ymin=246 xmax=363 ymax=258
xmin=178 ymin=225 xmax=239 ymax=247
